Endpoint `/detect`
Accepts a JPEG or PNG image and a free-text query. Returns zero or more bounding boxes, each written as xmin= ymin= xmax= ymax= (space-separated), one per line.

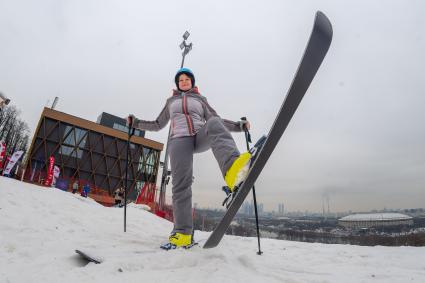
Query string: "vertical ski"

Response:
xmin=203 ymin=11 xmax=333 ymax=249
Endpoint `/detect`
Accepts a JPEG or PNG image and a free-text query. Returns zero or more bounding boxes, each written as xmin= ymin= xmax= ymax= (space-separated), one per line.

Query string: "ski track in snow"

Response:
xmin=1 ymin=176 xmax=425 ymax=283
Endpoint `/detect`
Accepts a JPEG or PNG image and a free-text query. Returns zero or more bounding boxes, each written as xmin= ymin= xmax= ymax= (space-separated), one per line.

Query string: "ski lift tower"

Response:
xmin=180 ymin=31 xmax=192 ymax=68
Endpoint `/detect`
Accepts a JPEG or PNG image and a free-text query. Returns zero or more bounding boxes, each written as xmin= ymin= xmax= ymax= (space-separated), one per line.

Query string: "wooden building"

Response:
xmin=23 ymin=107 xmax=163 ymax=206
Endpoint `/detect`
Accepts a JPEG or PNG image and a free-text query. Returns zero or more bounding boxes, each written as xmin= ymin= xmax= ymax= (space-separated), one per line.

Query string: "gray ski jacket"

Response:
xmin=134 ymin=87 xmax=244 ymax=139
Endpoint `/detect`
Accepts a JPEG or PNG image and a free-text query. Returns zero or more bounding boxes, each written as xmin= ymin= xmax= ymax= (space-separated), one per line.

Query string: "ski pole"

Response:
xmin=241 ymin=117 xmax=263 ymax=255
xmin=124 ymin=117 xmax=135 ymax=232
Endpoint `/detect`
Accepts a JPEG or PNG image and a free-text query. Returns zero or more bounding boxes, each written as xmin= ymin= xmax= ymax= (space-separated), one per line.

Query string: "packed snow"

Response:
xmin=1 ymin=176 xmax=424 ymax=283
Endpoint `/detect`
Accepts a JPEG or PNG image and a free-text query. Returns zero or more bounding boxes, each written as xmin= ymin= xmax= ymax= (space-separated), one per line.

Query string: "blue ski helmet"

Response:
xmin=175 ymin=67 xmax=195 ymax=90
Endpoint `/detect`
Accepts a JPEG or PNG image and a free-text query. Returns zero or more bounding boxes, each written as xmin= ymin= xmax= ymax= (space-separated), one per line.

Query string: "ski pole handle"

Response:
xmin=127 ymin=115 xmax=136 ymax=137
xmin=240 ymin=117 xmax=252 ymax=144
xmin=127 ymin=115 xmax=135 ymax=127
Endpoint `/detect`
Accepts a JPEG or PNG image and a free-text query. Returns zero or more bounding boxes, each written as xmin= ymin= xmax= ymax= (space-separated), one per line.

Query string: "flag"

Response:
xmin=44 ymin=156 xmax=55 ymax=186
xmin=0 ymin=141 xmax=6 ymax=169
xmin=2 ymin=150 xmax=24 ymax=176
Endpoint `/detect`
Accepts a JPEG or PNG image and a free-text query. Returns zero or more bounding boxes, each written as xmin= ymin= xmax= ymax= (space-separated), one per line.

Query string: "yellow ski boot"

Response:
xmin=160 ymin=232 xmax=193 ymax=250
xmin=169 ymin=232 xmax=192 ymax=247
xmin=224 ymin=152 xmax=252 ymax=192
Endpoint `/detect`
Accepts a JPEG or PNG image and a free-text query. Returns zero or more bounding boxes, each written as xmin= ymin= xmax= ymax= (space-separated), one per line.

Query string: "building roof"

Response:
xmin=339 ymin=213 xmax=412 ymax=222
xmin=41 ymin=107 xmax=163 ymax=151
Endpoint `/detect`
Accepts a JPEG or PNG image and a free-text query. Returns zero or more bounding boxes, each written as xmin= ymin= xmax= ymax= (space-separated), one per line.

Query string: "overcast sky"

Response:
xmin=1 ymin=0 xmax=424 ymax=213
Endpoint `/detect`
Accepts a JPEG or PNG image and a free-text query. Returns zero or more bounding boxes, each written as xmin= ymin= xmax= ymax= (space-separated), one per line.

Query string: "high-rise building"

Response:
xmin=258 ymin=203 xmax=264 ymax=215
xmin=278 ymin=203 xmax=285 ymax=216
xmin=96 ymin=112 xmax=145 ymax=138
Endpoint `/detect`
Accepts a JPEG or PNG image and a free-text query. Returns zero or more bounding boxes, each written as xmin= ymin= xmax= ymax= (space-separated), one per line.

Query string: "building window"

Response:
xmin=60 ymin=126 xmax=87 ymax=159
xmin=113 ymin=122 xmax=127 ymax=132
xmin=113 ymin=123 xmax=142 ymax=137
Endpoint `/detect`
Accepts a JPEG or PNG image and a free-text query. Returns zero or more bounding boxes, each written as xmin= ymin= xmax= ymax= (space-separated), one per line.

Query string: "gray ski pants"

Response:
xmin=168 ymin=116 xmax=240 ymax=235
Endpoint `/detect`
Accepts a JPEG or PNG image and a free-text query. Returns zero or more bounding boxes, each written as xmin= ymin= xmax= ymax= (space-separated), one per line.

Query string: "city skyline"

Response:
xmin=195 ymin=202 xmax=425 ymax=216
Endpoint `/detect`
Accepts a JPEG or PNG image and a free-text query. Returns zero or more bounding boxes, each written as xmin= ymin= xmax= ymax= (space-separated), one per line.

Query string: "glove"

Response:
xmin=239 ymin=119 xmax=251 ymax=131
xmin=0 ymin=92 xmax=10 ymax=107
xmin=127 ymin=114 xmax=136 ymax=128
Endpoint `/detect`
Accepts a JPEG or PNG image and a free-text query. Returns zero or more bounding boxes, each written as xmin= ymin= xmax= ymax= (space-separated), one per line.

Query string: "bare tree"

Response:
xmin=0 ymin=106 xmax=18 ymax=140
xmin=0 ymin=105 xmax=30 ymax=156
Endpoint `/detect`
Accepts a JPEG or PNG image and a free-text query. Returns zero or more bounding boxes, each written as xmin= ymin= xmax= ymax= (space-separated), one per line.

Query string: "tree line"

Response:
xmin=0 ymin=105 xmax=30 ymax=157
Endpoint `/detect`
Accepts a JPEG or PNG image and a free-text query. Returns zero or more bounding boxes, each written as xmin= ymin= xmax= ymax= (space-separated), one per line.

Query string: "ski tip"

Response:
xmin=315 ymin=11 xmax=333 ymax=41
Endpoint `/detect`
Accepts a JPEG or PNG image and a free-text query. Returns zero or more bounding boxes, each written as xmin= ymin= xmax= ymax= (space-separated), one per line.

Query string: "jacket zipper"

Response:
xmin=183 ymin=94 xmax=195 ymax=135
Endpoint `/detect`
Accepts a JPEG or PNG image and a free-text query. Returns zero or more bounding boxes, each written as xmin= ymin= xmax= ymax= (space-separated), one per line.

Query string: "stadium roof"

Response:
xmin=339 ymin=213 xmax=412 ymax=222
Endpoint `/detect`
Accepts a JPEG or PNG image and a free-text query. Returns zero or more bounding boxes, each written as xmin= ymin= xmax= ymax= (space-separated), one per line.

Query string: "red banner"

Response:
xmin=0 ymin=141 xmax=6 ymax=170
xmin=44 ymin=156 xmax=55 ymax=186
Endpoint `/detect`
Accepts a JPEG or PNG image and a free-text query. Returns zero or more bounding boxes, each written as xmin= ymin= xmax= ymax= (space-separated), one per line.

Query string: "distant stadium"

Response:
xmin=338 ymin=213 xmax=413 ymax=229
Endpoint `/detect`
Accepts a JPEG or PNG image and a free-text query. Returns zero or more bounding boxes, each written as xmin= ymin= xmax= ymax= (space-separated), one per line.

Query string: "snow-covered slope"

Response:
xmin=1 ymin=176 xmax=424 ymax=283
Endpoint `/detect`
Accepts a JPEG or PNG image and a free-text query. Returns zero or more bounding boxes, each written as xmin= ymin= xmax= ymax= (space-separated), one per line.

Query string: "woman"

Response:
xmin=129 ymin=68 xmax=251 ymax=248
